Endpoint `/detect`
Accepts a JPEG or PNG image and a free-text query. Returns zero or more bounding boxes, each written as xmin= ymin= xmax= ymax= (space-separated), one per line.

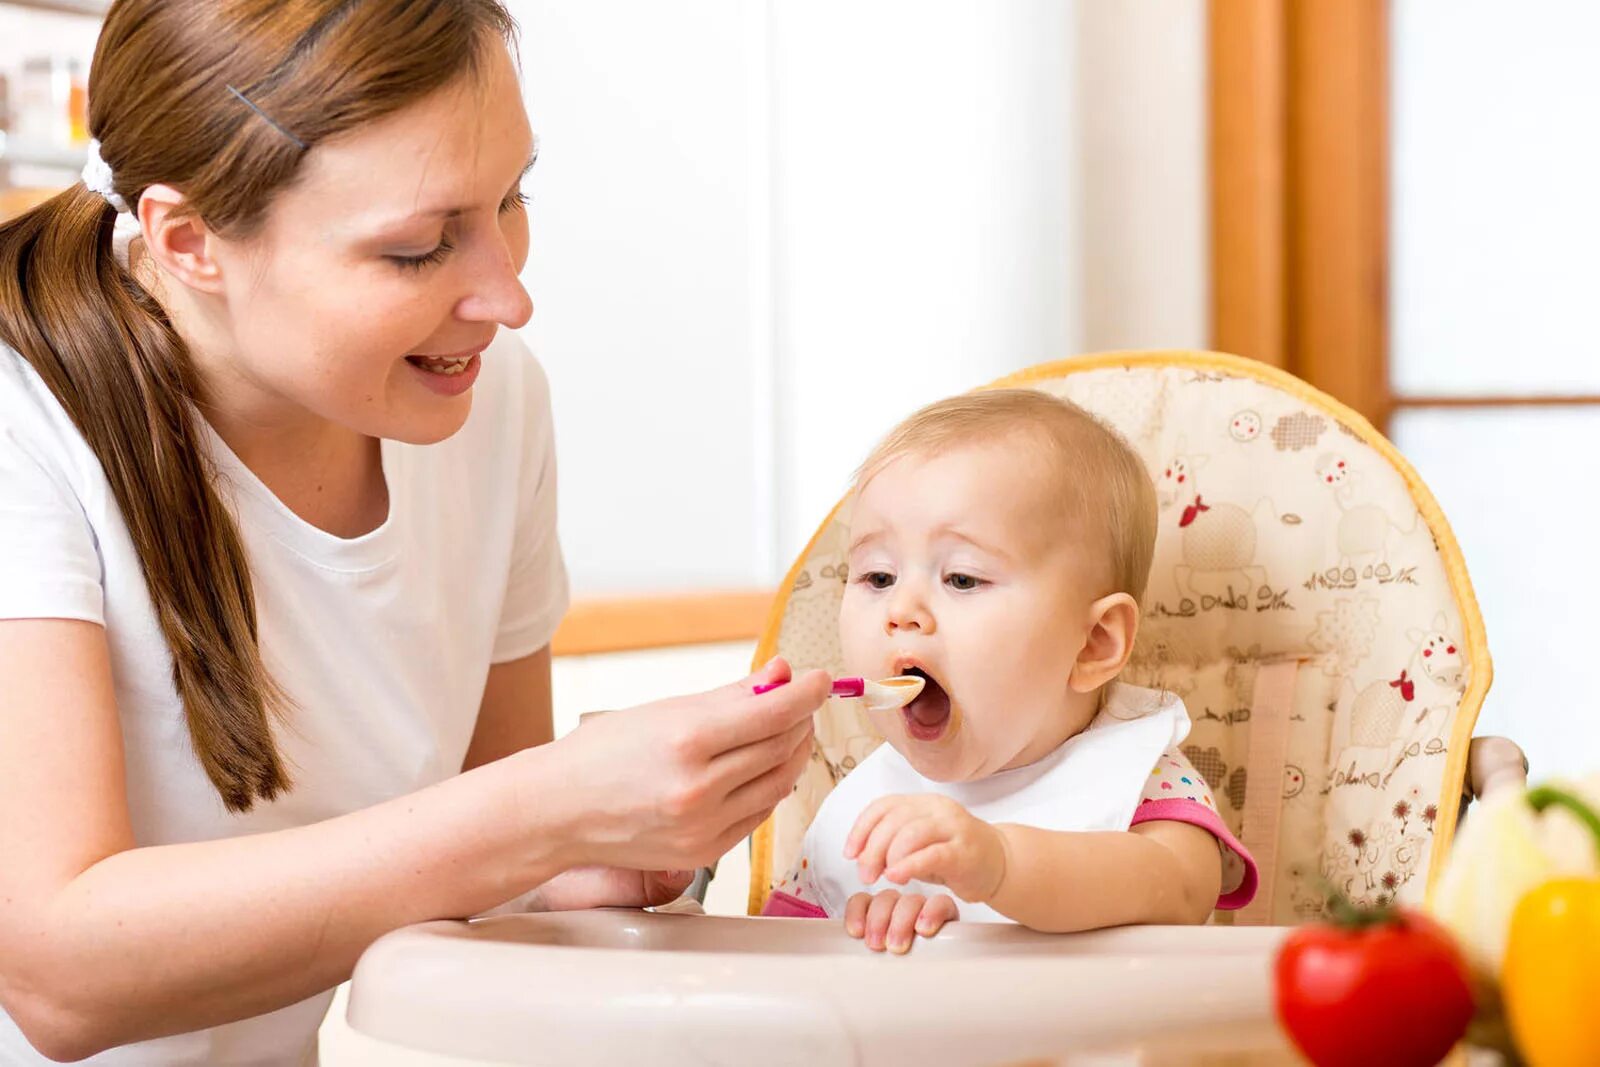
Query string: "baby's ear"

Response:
xmin=1069 ymin=593 xmax=1140 ymax=694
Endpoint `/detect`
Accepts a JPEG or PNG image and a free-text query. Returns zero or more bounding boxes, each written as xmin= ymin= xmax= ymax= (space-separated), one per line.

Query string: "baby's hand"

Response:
xmin=844 ymin=794 xmax=1007 ymax=904
xmin=844 ymin=889 xmax=959 ymax=953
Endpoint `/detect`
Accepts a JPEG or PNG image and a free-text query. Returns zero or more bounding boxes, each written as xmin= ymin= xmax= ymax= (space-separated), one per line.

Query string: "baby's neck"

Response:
xmin=994 ymin=685 xmax=1107 ymax=774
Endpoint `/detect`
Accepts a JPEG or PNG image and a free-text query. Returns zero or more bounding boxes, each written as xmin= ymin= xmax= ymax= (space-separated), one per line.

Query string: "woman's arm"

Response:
xmin=462 ymin=646 xmax=692 ymax=912
xmin=0 ymin=620 xmax=824 ymax=1060
xmin=463 ymin=644 xmax=555 ymax=769
xmin=0 ymin=620 xmax=575 ymax=1060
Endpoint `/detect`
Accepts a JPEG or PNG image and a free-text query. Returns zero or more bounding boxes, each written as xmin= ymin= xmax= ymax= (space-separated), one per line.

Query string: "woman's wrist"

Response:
xmin=478 ymin=741 xmax=588 ymax=890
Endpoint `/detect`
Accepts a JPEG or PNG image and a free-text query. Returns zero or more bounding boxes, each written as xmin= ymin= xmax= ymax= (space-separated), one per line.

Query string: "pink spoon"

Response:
xmin=753 ymin=674 xmax=926 ymax=711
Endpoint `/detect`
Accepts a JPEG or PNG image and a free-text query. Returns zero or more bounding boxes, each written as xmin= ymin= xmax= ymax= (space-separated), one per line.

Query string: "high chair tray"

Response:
xmin=347 ymin=909 xmax=1290 ymax=1066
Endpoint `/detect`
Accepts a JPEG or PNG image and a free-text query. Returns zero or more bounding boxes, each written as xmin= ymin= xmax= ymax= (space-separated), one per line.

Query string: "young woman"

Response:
xmin=0 ymin=2 xmax=825 ymax=1061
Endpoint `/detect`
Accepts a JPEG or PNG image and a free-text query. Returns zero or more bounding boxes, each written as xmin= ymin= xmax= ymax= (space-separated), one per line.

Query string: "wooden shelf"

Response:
xmin=552 ymin=590 xmax=774 ymax=657
xmin=0 ymin=185 xmax=61 ymax=222
xmin=1 ymin=0 xmax=107 ymax=14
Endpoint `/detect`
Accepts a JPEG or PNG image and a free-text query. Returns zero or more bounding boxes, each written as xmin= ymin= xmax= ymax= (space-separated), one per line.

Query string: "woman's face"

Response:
xmin=199 ymin=40 xmax=535 ymax=445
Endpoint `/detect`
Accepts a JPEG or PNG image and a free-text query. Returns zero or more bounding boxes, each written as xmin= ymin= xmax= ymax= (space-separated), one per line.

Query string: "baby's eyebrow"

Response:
xmin=846 ymin=529 xmax=885 ymax=555
xmin=929 ymin=524 xmax=1013 ymax=561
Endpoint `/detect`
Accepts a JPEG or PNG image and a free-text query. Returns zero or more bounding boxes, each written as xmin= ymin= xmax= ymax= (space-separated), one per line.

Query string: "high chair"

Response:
xmin=345 ymin=351 xmax=1525 ymax=1065
xmin=749 ymin=350 xmax=1524 ymax=925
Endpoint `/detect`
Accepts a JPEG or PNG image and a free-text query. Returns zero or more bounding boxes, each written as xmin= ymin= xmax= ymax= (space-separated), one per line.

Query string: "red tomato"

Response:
xmin=1274 ymin=909 xmax=1474 ymax=1067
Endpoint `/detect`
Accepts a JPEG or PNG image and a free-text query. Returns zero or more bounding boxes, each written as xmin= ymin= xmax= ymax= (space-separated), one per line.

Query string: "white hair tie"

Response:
xmin=110 ymin=213 xmax=142 ymax=269
xmin=81 ymin=139 xmax=131 ymax=214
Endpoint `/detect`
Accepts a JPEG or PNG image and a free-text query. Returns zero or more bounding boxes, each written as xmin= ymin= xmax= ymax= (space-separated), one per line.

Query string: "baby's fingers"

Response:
xmin=844 ymin=795 xmax=906 ymax=860
xmin=887 ymin=842 xmax=956 ymax=887
xmin=852 ymin=803 xmax=917 ymax=885
xmin=886 ymin=893 xmax=928 ymax=954
xmin=843 ymin=892 xmax=872 ymax=939
xmin=862 ymin=890 xmax=902 ymax=952
xmin=882 ymin=817 xmax=946 ymax=883
xmin=915 ymin=894 xmax=960 ymax=938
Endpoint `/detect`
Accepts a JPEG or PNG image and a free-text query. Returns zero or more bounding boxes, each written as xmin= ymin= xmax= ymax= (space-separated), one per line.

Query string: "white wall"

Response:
xmin=766 ymin=0 xmax=1084 ymax=563
xmin=515 ymin=2 xmax=774 ymax=592
xmin=509 ymin=0 xmax=1209 ymax=592
xmin=1389 ymin=0 xmax=1600 ymax=781
xmin=1391 ymin=0 xmax=1600 ymax=397
xmin=1075 ymin=0 xmax=1208 ymax=354
xmin=5 ymin=2 xmax=1209 ymax=592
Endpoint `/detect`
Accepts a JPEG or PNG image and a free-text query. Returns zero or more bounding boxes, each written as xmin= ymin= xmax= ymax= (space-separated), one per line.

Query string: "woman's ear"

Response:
xmin=1068 ymin=592 xmax=1140 ymax=694
xmin=137 ymin=184 xmax=226 ymax=294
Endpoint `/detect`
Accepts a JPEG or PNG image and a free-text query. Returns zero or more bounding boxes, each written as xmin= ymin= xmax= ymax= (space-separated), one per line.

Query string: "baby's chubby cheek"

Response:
xmin=836 ymin=619 xmax=879 ymax=675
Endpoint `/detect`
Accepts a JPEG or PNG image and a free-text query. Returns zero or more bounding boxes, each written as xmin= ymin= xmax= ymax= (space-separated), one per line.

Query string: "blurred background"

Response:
xmin=4 ymin=1 xmax=1595 ymax=793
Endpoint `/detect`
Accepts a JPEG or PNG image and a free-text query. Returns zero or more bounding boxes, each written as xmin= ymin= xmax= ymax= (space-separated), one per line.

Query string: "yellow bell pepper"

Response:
xmin=1501 ymin=786 xmax=1600 ymax=1067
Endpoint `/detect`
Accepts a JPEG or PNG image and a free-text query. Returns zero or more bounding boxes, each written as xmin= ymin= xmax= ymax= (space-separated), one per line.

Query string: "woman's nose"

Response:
xmin=456 ymin=239 xmax=534 ymax=329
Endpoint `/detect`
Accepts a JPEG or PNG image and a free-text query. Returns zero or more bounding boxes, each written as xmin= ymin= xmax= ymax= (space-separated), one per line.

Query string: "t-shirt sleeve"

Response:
xmin=0 ymin=424 xmax=103 ymax=624
xmin=1130 ymin=747 xmax=1259 ymax=910
xmin=491 ymin=343 xmax=570 ymax=663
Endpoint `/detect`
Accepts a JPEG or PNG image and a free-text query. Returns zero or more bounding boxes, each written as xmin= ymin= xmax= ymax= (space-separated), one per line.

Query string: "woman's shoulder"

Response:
xmin=0 ymin=341 xmax=98 ymax=482
xmin=0 ymin=341 xmax=59 ymax=424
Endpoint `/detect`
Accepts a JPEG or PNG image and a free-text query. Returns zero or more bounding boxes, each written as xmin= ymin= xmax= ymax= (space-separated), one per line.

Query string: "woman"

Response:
xmin=0 ymin=2 xmax=826 ymax=1062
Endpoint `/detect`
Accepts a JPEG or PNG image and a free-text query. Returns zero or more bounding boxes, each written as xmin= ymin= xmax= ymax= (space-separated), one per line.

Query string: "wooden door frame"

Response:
xmin=1210 ymin=0 xmax=1391 ymax=429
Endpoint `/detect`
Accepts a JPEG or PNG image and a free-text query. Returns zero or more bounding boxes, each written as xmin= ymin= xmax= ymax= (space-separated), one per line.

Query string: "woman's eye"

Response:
xmin=388 ymin=236 xmax=455 ymax=272
xmin=858 ymin=571 xmax=894 ymax=590
xmin=946 ymin=573 xmax=982 ymax=591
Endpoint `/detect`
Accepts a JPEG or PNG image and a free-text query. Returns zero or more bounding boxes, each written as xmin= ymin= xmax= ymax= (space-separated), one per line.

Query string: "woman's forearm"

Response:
xmin=15 ymin=744 xmax=573 ymax=1059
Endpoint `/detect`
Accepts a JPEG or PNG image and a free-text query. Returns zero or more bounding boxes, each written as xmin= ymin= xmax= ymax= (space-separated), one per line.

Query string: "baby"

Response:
xmin=762 ymin=389 xmax=1257 ymax=951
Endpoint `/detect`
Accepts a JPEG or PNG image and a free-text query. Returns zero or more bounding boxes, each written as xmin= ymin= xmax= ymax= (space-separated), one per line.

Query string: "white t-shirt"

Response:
xmin=0 ymin=329 xmax=568 ymax=1065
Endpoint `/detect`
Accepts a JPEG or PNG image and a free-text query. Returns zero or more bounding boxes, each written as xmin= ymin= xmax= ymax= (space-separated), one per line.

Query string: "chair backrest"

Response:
xmin=747 ymin=351 xmax=1490 ymax=925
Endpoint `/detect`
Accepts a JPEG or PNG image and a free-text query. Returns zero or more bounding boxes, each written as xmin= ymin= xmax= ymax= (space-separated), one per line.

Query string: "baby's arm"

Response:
xmin=848 ymin=747 xmax=1256 ymax=932
xmin=983 ymin=819 xmax=1221 ymax=931
xmin=847 ymin=795 xmax=1221 ymax=931
xmin=987 ymin=749 xmax=1256 ymax=928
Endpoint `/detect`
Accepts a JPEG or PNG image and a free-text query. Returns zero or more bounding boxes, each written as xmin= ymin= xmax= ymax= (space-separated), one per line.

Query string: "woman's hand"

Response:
xmin=532 ymin=656 xmax=829 ymax=873
xmin=844 ymin=794 xmax=1008 ymax=904
xmin=536 ymin=866 xmax=696 ymax=911
xmin=844 ymin=889 xmax=959 ymax=953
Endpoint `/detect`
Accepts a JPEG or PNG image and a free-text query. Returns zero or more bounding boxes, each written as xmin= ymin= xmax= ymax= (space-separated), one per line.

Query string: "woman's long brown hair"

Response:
xmin=0 ymin=0 xmax=515 ymax=811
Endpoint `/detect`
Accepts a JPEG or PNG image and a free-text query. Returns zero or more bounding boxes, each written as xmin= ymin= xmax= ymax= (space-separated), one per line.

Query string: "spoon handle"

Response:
xmin=752 ymin=676 xmax=865 ymax=698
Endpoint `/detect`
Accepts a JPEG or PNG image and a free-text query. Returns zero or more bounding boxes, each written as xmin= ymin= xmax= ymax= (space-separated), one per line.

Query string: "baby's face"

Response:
xmin=839 ymin=442 xmax=1105 ymax=782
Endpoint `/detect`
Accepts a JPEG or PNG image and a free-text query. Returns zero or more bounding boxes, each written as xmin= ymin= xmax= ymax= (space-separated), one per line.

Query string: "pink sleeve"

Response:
xmin=760 ymin=852 xmax=831 ymax=918
xmin=761 ymin=890 xmax=829 ymax=919
xmin=1132 ymin=749 xmax=1259 ymax=910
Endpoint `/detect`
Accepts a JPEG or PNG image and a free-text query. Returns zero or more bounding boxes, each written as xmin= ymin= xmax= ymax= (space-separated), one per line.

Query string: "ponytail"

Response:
xmin=0 ymin=186 xmax=290 ymax=811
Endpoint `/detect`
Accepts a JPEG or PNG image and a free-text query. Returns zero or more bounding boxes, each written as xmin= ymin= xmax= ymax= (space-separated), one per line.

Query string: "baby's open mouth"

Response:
xmin=899 ymin=667 xmax=952 ymax=742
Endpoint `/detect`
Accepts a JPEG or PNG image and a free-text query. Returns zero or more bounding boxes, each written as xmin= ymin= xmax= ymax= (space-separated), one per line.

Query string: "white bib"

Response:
xmin=795 ymin=683 xmax=1191 ymax=921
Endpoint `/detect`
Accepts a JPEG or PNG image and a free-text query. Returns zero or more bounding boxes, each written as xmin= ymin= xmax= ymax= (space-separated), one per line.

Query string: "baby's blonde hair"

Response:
xmin=854 ymin=388 xmax=1159 ymax=604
